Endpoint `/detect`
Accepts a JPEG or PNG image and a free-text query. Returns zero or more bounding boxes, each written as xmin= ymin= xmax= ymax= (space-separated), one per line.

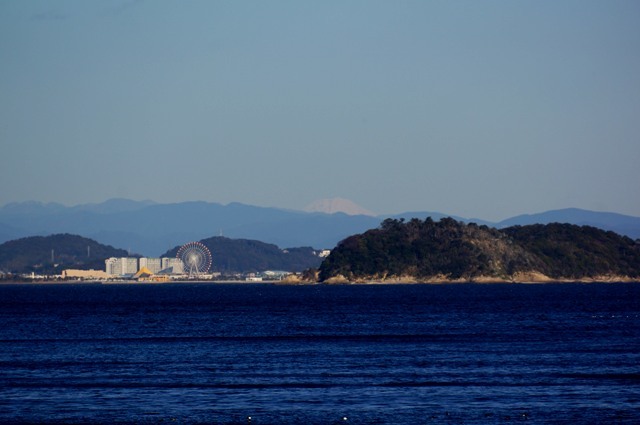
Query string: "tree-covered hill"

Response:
xmin=504 ymin=223 xmax=640 ymax=279
xmin=162 ymin=236 xmax=323 ymax=273
xmin=0 ymin=234 xmax=129 ymax=274
xmin=318 ymin=218 xmax=640 ymax=282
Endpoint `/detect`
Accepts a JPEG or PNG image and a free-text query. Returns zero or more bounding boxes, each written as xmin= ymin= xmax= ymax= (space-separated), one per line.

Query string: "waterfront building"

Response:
xmin=106 ymin=257 xmax=184 ymax=276
xmin=105 ymin=257 xmax=139 ymax=276
xmin=63 ymin=269 xmax=110 ymax=280
xmin=139 ymin=258 xmax=162 ymax=274
xmin=161 ymin=257 xmax=184 ymax=274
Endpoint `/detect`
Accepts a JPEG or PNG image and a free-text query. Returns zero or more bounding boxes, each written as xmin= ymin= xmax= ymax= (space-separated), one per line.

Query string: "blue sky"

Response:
xmin=1 ymin=0 xmax=639 ymax=221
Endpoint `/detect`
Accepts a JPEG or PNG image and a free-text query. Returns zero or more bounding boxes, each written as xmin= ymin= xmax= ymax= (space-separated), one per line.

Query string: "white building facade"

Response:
xmin=105 ymin=257 xmax=139 ymax=276
xmin=139 ymin=257 xmax=162 ymax=274
xmin=161 ymin=257 xmax=184 ymax=274
xmin=106 ymin=257 xmax=185 ymax=277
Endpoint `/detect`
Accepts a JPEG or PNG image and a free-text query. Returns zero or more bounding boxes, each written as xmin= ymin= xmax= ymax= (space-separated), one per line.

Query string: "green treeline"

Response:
xmin=319 ymin=218 xmax=640 ymax=281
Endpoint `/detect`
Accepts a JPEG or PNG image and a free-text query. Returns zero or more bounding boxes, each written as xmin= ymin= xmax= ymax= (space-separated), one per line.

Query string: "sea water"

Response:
xmin=0 ymin=282 xmax=638 ymax=424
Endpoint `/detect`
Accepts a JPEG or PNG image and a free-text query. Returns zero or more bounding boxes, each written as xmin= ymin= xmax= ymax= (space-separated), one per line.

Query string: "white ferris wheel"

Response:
xmin=176 ymin=241 xmax=212 ymax=279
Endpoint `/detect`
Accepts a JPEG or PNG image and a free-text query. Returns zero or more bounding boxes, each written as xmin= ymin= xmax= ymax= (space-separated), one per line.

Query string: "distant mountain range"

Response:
xmin=0 ymin=199 xmax=639 ymax=257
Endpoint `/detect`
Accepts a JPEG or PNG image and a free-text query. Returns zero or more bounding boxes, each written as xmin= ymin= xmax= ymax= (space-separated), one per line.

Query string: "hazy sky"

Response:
xmin=2 ymin=0 xmax=639 ymax=220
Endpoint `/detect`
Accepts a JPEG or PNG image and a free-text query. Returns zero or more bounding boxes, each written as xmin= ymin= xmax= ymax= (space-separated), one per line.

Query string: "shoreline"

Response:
xmin=2 ymin=277 xmax=639 ymax=285
xmin=320 ymin=272 xmax=640 ymax=285
xmin=0 ymin=279 xmax=293 ymax=285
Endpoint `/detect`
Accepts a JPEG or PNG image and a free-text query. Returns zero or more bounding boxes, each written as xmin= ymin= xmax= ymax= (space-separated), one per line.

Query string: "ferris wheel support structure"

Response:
xmin=176 ymin=241 xmax=212 ymax=279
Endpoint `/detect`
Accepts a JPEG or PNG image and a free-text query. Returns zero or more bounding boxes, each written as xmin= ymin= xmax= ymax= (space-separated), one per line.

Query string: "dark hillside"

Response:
xmin=0 ymin=234 xmax=129 ymax=274
xmin=162 ymin=236 xmax=322 ymax=273
xmin=503 ymin=223 xmax=640 ymax=278
xmin=319 ymin=218 xmax=542 ymax=281
xmin=319 ymin=218 xmax=640 ymax=282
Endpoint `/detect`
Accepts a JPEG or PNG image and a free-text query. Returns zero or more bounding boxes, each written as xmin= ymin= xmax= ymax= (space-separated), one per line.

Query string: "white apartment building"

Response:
xmin=161 ymin=257 xmax=184 ymax=274
xmin=105 ymin=257 xmax=139 ymax=276
xmin=139 ymin=257 xmax=162 ymax=274
xmin=105 ymin=257 xmax=185 ymax=276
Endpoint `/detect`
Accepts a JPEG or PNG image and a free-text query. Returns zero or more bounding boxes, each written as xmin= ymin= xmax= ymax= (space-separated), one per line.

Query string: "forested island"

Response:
xmin=318 ymin=218 xmax=640 ymax=283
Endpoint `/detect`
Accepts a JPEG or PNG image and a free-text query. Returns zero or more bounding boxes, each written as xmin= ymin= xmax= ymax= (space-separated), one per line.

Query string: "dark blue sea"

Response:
xmin=0 ymin=283 xmax=639 ymax=424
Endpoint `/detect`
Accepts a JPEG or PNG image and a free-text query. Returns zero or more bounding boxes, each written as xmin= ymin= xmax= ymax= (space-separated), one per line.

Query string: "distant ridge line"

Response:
xmin=0 ymin=200 xmax=638 ymax=256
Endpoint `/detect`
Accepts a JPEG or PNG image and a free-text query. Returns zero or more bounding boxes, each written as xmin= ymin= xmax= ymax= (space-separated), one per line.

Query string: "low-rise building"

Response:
xmin=63 ymin=269 xmax=111 ymax=279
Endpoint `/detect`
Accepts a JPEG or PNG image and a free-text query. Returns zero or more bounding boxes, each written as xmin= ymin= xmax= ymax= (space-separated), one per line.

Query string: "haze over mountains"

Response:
xmin=1 ymin=198 xmax=639 ymax=257
xmin=304 ymin=198 xmax=376 ymax=216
